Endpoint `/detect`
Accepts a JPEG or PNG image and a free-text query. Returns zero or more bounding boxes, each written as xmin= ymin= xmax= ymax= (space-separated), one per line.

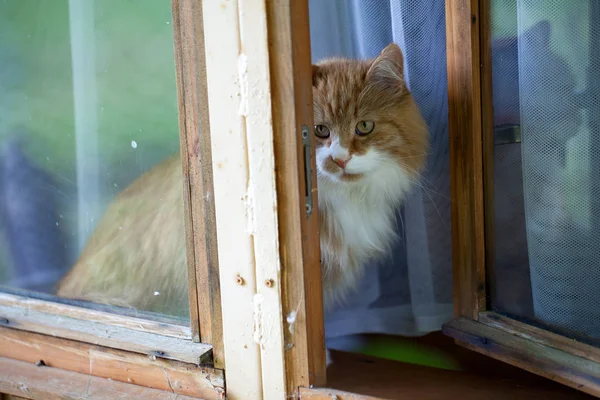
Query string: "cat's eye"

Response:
xmin=355 ymin=120 xmax=375 ymax=136
xmin=314 ymin=124 xmax=330 ymax=139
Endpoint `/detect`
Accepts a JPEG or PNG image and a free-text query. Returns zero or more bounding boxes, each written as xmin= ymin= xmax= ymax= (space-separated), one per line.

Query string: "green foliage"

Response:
xmin=0 ymin=0 xmax=180 ymax=177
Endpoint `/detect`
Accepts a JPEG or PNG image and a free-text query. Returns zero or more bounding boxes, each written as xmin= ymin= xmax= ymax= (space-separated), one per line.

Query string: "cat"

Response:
xmin=56 ymin=43 xmax=429 ymax=356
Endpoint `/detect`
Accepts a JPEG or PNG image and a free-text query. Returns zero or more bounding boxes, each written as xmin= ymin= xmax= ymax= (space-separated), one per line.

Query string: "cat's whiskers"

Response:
xmin=374 ymin=158 xmax=448 ymax=228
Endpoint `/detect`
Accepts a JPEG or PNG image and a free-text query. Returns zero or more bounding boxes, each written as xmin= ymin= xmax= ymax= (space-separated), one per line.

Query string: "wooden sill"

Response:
xmin=0 ymin=292 xmax=211 ymax=365
xmin=0 ymin=327 xmax=224 ymax=399
xmin=300 ymin=348 xmax=592 ymax=400
xmin=443 ymin=317 xmax=600 ymax=398
xmin=0 ymin=357 xmax=204 ymax=400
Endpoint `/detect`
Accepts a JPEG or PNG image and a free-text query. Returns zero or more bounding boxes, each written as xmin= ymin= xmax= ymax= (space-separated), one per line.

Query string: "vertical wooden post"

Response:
xmin=174 ymin=0 xmax=324 ymax=397
xmin=479 ymin=0 xmax=496 ymax=311
xmin=199 ymin=0 xmax=324 ymax=398
xmin=201 ymin=0 xmax=266 ymax=396
xmin=445 ymin=0 xmax=489 ymax=319
xmin=171 ymin=0 xmax=224 ymax=367
xmin=266 ymin=0 xmax=327 ymax=391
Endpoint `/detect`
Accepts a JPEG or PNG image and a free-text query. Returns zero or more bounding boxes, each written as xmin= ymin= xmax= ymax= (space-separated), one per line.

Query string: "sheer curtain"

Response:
xmin=308 ymin=0 xmax=454 ymax=347
xmin=491 ymin=1 xmax=600 ymax=338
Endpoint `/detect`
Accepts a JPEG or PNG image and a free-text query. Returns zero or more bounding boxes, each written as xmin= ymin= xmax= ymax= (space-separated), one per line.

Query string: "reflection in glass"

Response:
xmin=0 ymin=0 xmax=187 ymax=319
xmin=491 ymin=0 xmax=600 ymax=340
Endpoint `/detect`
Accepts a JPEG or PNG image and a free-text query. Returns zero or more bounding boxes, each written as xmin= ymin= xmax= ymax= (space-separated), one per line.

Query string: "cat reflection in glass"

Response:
xmin=492 ymin=20 xmax=581 ymax=317
xmin=57 ymin=43 xmax=429 ymax=364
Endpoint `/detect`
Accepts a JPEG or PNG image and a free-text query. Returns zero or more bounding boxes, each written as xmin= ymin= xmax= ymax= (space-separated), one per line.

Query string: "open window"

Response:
xmin=1 ymin=1 xmax=599 ymax=399
xmin=443 ymin=0 xmax=600 ymax=397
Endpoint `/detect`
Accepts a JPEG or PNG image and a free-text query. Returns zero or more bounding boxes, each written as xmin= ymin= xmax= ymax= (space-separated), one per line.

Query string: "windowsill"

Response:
xmin=304 ymin=338 xmax=591 ymax=399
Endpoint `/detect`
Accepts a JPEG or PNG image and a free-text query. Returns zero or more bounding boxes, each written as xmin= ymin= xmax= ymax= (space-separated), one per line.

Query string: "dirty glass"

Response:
xmin=490 ymin=0 xmax=600 ymax=342
xmin=0 ymin=0 xmax=189 ymax=321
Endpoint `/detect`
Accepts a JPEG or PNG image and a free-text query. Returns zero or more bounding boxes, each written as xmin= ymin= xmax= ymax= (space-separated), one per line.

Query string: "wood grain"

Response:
xmin=0 ymin=356 xmax=203 ymax=400
xmin=0 ymin=327 xmax=224 ymax=399
xmin=0 ymin=304 xmax=212 ymax=365
xmin=307 ymin=349 xmax=590 ymax=400
xmin=171 ymin=0 xmax=224 ymax=366
xmin=479 ymin=0 xmax=496 ymax=310
xmin=445 ymin=0 xmax=487 ymax=319
xmin=237 ymin=0 xmax=289 ymax=398
xmin=201 ymin=0 xmax=264 ymax=398
xmin=200 ymin=0 xmax=325 ymax=397
xmin=266 ymin=0 xmax=327 ymax=392
xmin=0 ymin=292 xmax=189 ymax=340
xmin=444 ymin=318 xmax=600 ymax=397
xmin=299 ymin=387 xmax=384 ymax=400
xmin=479 ymin=312 xmax=600 ymax=365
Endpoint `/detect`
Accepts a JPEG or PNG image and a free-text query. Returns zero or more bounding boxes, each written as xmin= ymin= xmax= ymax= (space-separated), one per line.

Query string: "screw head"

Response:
xmin=236 ymin=275 xmax=245 ymax=285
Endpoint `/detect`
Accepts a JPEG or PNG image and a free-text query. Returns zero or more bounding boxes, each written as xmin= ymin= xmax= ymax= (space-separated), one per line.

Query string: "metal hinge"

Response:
xmin=301 ymin=125 xmax=313 ymax=216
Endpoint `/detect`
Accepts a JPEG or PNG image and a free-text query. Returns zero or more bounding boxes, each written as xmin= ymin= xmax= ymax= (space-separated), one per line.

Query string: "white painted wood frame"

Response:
xmin=203 ymin=1 xmax=284 ymax=399
xmin=201 ymin=0 xmax=325 ymax=398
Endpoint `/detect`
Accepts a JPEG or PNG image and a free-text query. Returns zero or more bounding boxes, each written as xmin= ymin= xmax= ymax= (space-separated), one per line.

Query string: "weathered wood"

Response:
xmin=0 ymin=292 xmax=189 ymax=340
xmin=479 ymin=312 xmax=600 ymax=365
xmin=238 ymin=0 xmax=289 ymax=398
xmin=0 ymin=327 xmax=224 ymax=399
xmin=0 ymin=356 xmax=203 ymax=400
xmin=479 ymin=0 xmax=495 ymax=309
xmin=0 ymin=305 xmax=212 ymax=365
xmin=306 ymin=348 xmax=589 ymax=400
xmin=266 ymin=0 xmax=327 ymax=391
xmin=299 ymin=387 xmax=384 ymax=400
xmin=201 ymin=0 xmax=265 ymax=398
xmin=171 ymin=0 xmax=224 ymax=366
xmin=443 ymin=318 xmax=600 ymax=397
xmin=201 ymin=0 xmax=324 ymax=397
xmin=445 ymin=0 xmax=487 ymax=319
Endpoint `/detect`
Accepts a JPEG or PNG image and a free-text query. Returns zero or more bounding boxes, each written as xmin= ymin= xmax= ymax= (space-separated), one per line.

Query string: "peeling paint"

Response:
xmin=245 ymin=183 xmax=256 ymax=235
xmin=238 ymin=53 xmax=248 ymax=117
xmin=252 ymin=293 xmax=264 ymax=348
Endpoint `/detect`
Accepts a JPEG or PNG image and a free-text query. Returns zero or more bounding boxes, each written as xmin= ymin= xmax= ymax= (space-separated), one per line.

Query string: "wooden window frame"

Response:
xmin=0 ymin=0 xmax=326 ymax=399
xmin=442 ymin=0 xmax=600 ymax=397
xmin=193 ymin=0 xmax=326 ymax=396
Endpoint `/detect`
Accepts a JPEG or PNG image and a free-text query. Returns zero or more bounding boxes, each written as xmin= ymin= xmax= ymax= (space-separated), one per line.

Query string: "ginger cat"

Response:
xmin=57 ymin=43 xmax=428 ymax=323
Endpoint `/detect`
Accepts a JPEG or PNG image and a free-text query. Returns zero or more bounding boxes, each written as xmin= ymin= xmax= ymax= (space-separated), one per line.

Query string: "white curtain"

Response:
xmin=506 ymin=1 xmax=600 ymax=338
xmin=308 ymin=0 xmax=454 ymax=349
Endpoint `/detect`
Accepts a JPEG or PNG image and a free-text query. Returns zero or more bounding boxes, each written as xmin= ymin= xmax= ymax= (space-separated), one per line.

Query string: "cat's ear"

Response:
xmin=366 ymin=43 xmax=405 ymax=88
xmin=312 ymin=64 xmax=323 ymax=86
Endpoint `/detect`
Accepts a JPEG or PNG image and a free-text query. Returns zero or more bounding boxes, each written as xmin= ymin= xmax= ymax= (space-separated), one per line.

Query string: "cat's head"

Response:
xmin=311 ymin=43 xmax=428 ymax=196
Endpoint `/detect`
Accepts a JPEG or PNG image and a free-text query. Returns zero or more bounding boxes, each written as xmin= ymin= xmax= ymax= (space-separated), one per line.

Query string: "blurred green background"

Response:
xmin=0 ymin=0 xmax=180 ymax=282
xmin=0 ymin=0 xmax=179 ymax=176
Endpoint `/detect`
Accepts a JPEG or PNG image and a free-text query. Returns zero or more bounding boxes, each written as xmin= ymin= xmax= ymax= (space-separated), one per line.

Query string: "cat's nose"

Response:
xmin=331 ymin=156 xmax=351 ymax=169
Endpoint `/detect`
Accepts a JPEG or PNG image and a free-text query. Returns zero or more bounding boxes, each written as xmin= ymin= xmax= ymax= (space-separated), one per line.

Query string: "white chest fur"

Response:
xmin=317 ymin=161 xmax=412 ymax=307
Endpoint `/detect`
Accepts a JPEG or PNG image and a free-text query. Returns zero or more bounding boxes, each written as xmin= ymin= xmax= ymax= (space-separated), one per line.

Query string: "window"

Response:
xmin=444 ymin=0 xmax=600 ymax=397
xmin=1 ymin=0 xmax=598 ymax=399
xmin=0 ymin=0 xmax=190 ymax=320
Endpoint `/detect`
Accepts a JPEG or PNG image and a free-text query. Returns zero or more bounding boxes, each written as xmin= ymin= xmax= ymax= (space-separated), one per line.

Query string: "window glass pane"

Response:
xmin=491 ymin=0 xmax=600 ymax=342
xmin=0 ymin=0 xmax=189 ymax=321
